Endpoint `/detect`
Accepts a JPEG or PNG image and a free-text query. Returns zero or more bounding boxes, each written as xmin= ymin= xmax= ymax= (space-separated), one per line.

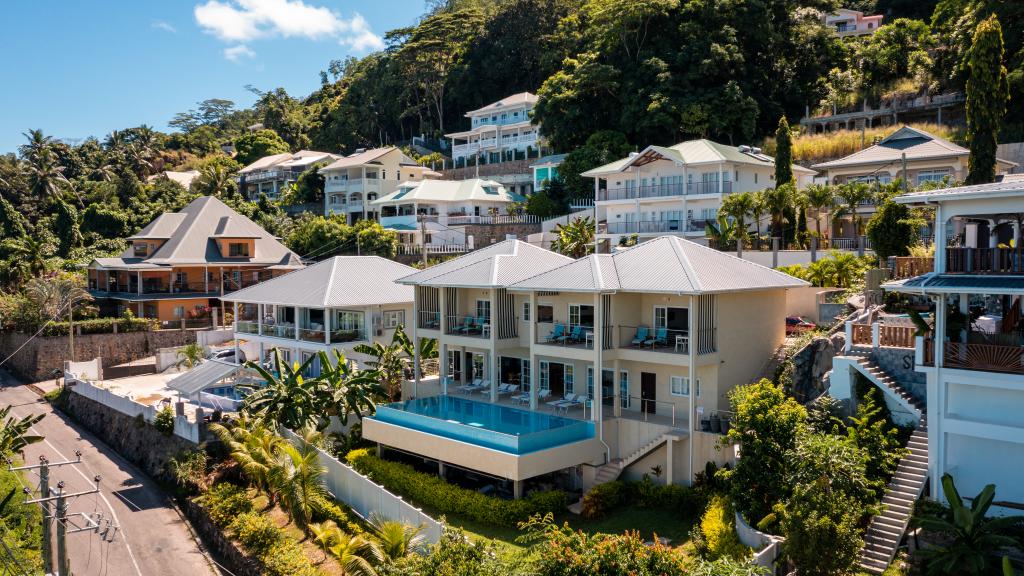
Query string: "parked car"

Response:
xmin=786 ymin=316 xmax=816 ymax=335
xmin=210 ymin=348 xmax=246 ymax=363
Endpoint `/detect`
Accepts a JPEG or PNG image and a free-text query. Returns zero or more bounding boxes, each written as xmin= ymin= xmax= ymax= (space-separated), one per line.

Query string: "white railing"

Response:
xmin=281 ymin=429 xmax=443 ymax=544
xmin=445 ymin=214 xmax=539 ymax=226
xmin=64 ymin=373 xmax=202 ymax=443
xmin=735 ymin=511 xmax=784 ymax=569
xmin=397 ymin=244 xmax=471 ymax=255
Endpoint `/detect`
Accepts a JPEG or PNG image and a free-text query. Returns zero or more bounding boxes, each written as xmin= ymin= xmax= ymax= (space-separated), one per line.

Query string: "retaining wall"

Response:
xmin=1 ymin=329 xmax=198 ymax=382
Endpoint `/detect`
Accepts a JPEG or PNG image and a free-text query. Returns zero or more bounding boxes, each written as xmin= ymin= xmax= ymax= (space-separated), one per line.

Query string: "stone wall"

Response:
xmin=182 ymin=499 xmax=262 ymax=576
xmin=464 ymin=222 xmax=542 ymax=248
xmin=57 ymin=388 xmax=201 ymax=483
xmin=850 ymin=344 xmax=925 ymax=402
xmin=0 ymin=329 xmax=198 ymax=382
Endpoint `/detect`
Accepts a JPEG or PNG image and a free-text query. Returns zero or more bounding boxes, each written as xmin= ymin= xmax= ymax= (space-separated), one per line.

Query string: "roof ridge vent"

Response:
xmin=738 ymin=145 xmax=751 ymax=153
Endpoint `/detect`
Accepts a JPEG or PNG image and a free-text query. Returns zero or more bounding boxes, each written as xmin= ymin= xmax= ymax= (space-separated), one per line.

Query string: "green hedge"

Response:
xmin=580 ymin=478 xmax=706 ymax=521
xmin=196 ymin=484 xmax=318 ymax=576
xmin=310 ymin=492 xmax=363 ymax=535
xmin=346 ymin=449 xmax=568 ymax=528
xmin=40 ymin=317 xmax=158 ymax=337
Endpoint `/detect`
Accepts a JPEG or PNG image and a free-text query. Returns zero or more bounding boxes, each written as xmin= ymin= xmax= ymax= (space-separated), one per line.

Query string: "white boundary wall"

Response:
xmin=281 ymin=429 xmax=443 ymax=544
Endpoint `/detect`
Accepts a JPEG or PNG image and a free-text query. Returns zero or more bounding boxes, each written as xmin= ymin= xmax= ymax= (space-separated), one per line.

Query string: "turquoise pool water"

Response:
xmin=369 ymin=396 xmax=595 ymax=454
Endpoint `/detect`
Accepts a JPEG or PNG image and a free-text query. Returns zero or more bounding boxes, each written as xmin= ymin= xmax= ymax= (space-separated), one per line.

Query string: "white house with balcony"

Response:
xmin=221 ymin=256 xmax=415 ymax=375
xmin=446 ymin=92 xmax=543 ymax=165
xmin=582 ymin=139 xmax=815 ymax=245
xmin=322 ymin=147 xmax=439 ymax=223
xmin=364 ymin=237 xmax=805 ymax=498
xmin=236 ymin=150 xmax=341 ymax=201
xmin=826 ymin=9 xmax=883 ymax=37
xmin=371 ymin=178 xmax=526 ymax=250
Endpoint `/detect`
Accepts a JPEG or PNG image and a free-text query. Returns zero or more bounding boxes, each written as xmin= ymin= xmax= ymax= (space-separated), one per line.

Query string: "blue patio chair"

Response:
xmin=474 ymin=315 xmax=488 ymax=334
xmin=545 ymin=323 xmax=565 ymax=342
xmin=565 ymin=325 xmax=584 ymax=343
xmin=457 ymin=315 xmax=474 ymax=333
xmin=631 ymin=326 xmax=649 ymax=347
xmin=646 ymin=327 xmax=668 ymax=348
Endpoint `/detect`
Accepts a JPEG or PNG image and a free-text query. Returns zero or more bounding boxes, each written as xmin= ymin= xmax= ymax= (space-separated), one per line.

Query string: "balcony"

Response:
xmin=446 ymin=315 xmax=492 ymax=338
xmin=597 ymin=181 xmax=731 ymax=202
xmin=946 ymin=247 xmax=1024 ymax=275
xmin=298 ymin=328 xmax=326 ymax=344
xmin=535 ymin=324 xmax=612 ymax=350
xmin=923 ymin=338 xmax=1024 ymax=375
xmin=888 ymin=256 xmax=934 ymax=280
xmin=236 ymin=320 xmax=259 ymax=334
xmin=605 ymin=219 xmax=709 ymax=235
xmin=617 ymin=326 xmax=690 ymax=354
xmin=329 ymin=329 xmax=366 ymax=344
xmin=419 ymin=310 xmax=441 ymax=330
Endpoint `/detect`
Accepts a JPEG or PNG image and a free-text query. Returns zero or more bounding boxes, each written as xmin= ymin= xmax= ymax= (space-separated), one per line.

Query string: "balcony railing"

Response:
xmin=618 ymin=326 xmax=690 ymax=354
xmin=418 ymin=310 xmax=441 ymax=330
xmin=236 ymin=320 xmax=259 ymax=334
xmin=605 ymin=220 xmax=709 ymax=235
xmin=445 ymin=214 xmax=539 ymax=226
xmin=298 ymin=328 xmax=326 ymax=344
xmin=923 ymin=338 xmax=1024 ymax=375
xmin=889 ymin=256 xmax=934 ymax=280
xmin=263 ymin=324 xmax=296 ymax=339
xmin=535 ymin=324 xmax=612 ymax=349
xmin=946 ymin=247 xmax=1024 ymax=275
xmin=597 ymin=181 xmax=731 ymax=202
xmin=446 ymin=315 xmax=491 ymax=338
xmin=329 ymin=329 xmax=366 ymax=343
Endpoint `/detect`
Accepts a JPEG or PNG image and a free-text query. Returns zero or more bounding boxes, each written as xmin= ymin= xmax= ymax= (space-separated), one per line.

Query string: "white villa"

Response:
xmin=826 ymin=8 xmax=883 ymax=37
xmin=221 ymin=256 xmax=415 ymax=374
xmin=236 ymin=150 xmax=341 ymax=201
xmin=581 ymin=139 xmax=816 ymax=245
xmin=322 ymin=147 xmax=439 ymax=223
xmin=361 ymin=238 xmax=807 ymax=498
xmin=371 ymin=178 xmax=526 ymax=250
xmin=446 ymin=92 xmax=543 ymax=166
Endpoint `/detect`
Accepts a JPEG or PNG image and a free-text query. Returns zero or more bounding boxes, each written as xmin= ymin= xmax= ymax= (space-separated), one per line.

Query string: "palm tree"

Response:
xmin=353 ymin=330 xmax=411 ymax=402
xmin=271 ymin=426 xmax=328 ymax=535
xmin=368 ymin=514 xmax=425 ymax=563
xmin=311 ymin=520 xmax=341 ymax=560
xmin=194 ymin=162 xmax=233 ymax=196
xmin=241 ymin=350 xmax=322 ymax=430
xmin=329 ymin=533 xmax=379 ymax=576
xmin=802 ymin=184 xmax=835 ymax=241
xmin=26 ymin=274 xmax=93 ymax=358
xmin=2 ymin=237 xmax=52 ymax=279
xmin=829 ymin=251 xmax=861 ymax=288
xmin=175 ymin=343 xmax=207 ymax=370
xmin=19 ymin=129 xmax=54 ymax=162
xmin=837 ymin=182 xmax=874 ymax=238
xmin=23 ymin=150 xmax=74 ymax=205
xmin=0 ymin=406 xmax=44 ymax=456
xmin=763 ymin=183 xmax=795 ymax=239
xmin=720 ymin=191 xmax=755 ymax=245
xmin=551 ymin=216 xmax=595 ymax=258
xmin=915 ymin=474 xmax=1021 ymax=576
xmin=315 ymin=350 xmax=383 ymax=427
xmin=750 ymin=189 xmax=768 ymax=239
xmin=209 ymin=416 xmax=284 ymax=503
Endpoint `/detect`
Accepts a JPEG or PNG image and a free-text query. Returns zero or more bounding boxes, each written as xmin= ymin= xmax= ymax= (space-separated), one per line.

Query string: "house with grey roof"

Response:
xmin=363 ymin=236 xmax=807 ymax=498
xmin=321 ymin=146 xmax=440 ymax=223
xmin=236 ymin=149 xmax=341 ymax=202
xmin=87 ymin=196 xmax=303 ymax=323
xmin=221 ymin=256 xmax=416 ymax=373
xmin=581 ymin=139 xmax=816 ymax=246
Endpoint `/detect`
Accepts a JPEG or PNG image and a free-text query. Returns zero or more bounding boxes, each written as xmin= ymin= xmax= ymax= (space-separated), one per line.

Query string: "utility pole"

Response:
xmin=39 ymin=457 xmax=51 ymax=575
xmin=55 ymin=485 xmax=68 ymax=576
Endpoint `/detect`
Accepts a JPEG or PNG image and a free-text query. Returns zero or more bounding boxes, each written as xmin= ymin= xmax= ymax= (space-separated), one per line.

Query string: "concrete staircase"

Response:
xmin=859 ymin=419 xmax=929 ymax=574
xmin=850 ymin=355 xmax=926 ymax=418
xmin=569 ymin=433 xmax=679 ymax=514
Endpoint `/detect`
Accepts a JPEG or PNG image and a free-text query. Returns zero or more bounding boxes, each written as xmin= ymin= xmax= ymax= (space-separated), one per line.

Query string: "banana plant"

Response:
xmin=0 ymin=406 xmax=43 ymax=456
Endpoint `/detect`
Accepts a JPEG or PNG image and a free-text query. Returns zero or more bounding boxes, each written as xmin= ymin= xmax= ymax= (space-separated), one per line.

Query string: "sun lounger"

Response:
xmin=547 ymin=393 xmax=577 ymax=410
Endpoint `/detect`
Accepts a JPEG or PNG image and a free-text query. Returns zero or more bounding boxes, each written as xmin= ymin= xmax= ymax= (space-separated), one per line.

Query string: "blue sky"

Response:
xmin=0 ymin=0 xmax=426 ymax=154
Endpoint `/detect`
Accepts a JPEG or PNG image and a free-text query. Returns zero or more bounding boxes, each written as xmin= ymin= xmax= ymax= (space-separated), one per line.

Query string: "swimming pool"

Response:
xmin=369 ymin=396 xmax=595 ymax=454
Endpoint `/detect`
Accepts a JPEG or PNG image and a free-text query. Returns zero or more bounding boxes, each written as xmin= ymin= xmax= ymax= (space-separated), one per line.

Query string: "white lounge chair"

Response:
xmin=546 ymin=393 xmax=576 ymax=411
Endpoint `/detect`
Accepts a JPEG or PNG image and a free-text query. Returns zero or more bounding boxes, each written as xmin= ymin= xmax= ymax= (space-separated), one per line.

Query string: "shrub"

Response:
xmin=346 ymin=449 xmax=568 ymax=528
xmin=698 ymin=495 xmax=751 ymax=562
xmin=642 ymin=481 xmax=707 ymax=518
xmin=39 ymin=316 xmax=157 ymax=337
xmin=310 ymin=492 xmax=363 ymax=535
xmin=230 ymin=512 xmax=282 ymax=556
xmin=581 ymin=480 xmax=632 ymax=520
xmin=198 ymin=483 xmax=254 ymax=526
xmin=154 ymin=406 xmax=175 ymax=436
xmin=261 ymin=541 xmax=318 ymax=576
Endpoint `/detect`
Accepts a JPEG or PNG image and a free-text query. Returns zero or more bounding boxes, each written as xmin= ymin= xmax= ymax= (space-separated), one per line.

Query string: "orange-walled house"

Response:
xmin=86 ymin=196 xmax=303 ymax=323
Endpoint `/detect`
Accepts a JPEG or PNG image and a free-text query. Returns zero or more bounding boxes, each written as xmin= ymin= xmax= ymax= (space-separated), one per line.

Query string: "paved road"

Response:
xmin=0 ymin=372 xmax=220 ymax=576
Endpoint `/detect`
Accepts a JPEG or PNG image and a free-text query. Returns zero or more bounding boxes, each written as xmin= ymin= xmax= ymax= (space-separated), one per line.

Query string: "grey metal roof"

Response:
xmin=100 ymin=196 xmax=303 ymax=268
xmin=221 ymin=256 xmax=415 ymax=307
xmin=883 ymin=273 xmax=1024 ymax=294
xmin=581 ymin=139 xmax=814 ymax=177
xmin=372 ymin=179 xmax=519 ymax=205
xmin=397 ymin=240 xmax=572 ymax=288
xmin=894 ymin=180 xmax=1024 ymax=204
xmin=510 ymin=236 xmax=809 ymax=294
xmin=167 ymin=360 xmax=241 ymax=396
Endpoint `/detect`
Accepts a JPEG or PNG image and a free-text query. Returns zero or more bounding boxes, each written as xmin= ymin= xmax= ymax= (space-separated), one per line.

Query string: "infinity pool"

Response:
xmin=369 ymin=396 xmax=595 ymax=454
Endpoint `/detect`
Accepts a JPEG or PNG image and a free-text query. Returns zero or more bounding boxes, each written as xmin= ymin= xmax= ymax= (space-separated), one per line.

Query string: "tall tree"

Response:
xmin=802 ymin=184 xmax=835 ymax=240
xmin=965 ymin=15 xmax=1009 ymax=185
xmin=774 ymin=116 xmax=793 ymax=186
xmin=720 ymin=191 xmax=756 ymax=243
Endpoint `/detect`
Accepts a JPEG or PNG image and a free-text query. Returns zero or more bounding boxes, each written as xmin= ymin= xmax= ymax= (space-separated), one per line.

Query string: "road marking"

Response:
xmin=10 ymin=400 xmax=144 ymax=576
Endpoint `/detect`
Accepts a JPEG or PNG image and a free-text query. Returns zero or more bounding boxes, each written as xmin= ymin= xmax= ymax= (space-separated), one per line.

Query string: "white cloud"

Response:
xmin=224 ymin=44 xmax=256 ymax=61
xmin=194 ymin=0 xmax=383 ymax=53
xmin=152 ymin=20 xmax=177 ymax=33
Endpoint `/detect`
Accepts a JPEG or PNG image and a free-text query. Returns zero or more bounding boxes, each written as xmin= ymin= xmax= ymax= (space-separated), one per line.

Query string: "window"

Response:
xmin=173 ymin=306 xmax=185 ymax=318
xmin=735 ymin=170 xmax=739 ymax=181
xmin=472 ymin=353 xmax=486 ymax=382
xmin=334 ymin=310 xmax=365 ymax=332
xmin=475 ymin=299 xmax=491 ymax=322
xmin=754 ymin=173 xmax=758 ymax=184
xmin=133 ymin=243 xmax=149 ymax=257
xmin=522 ymin=301 xmax=531 ymax=322
xmin=916 ymin=169 xmax=950 ymax=185
xmin=671 ymin=376 xmax=690 ymax=396
xmin=620 ymin=371 xmax=630 ymax=408
xmin=383 ymin=310 xmax=405 ymax=328
xmin=539 ymin=361 xmax=550 ymax=391
xmin=228 ymin=243 xmax=250 ymax=257
xmin=537 ymin=304 xmax=553 ymax=323
xmin=564 ymin=364 xmax=574 ymax=393
xmin=568 ymin=304 xmax=595 ymax=328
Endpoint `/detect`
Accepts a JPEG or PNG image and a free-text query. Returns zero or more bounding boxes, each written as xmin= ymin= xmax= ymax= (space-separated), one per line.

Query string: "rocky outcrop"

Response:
xmin=788 ymin=333 xmax=846 ymax=402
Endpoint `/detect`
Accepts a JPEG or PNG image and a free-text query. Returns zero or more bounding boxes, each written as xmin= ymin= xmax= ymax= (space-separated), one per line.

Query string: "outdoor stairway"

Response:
xmin=568 ymin=433 xmax=680 ymax=514
xmin=850 ymin=355 xmax=926 ymax=418
xmin=858 ymin=419 xmax=929 ymax=574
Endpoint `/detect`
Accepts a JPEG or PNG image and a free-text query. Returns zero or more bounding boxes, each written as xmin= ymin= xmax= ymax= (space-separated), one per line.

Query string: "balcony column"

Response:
xmin=930 ymin=294 xmax=947 ymax=500
xmin=634 ymin=168 xmax=641 ymax=233
xmin=613 ymin=358 xmax=621 ymax=418
xmin=258 ymin=304 xmax=263 ymax=336
xmin=412 ymin=294 xmax=420 ymax=399
xmin=324 ymin=308 xmax=331 ymax=346
xmin=718 ymin=162 xmax=724 ymax=194
xmin=681 ymin=164 xmax=689 ymax=235
xmin=441 ymin=342 xmax=449 ymax=395
xmin=204 ymin=265 xmax=209 ymax=293
xmin=294 ymin=306 xmax=300 ymax=342
xmin=687 ymin=294 xmax=697 ymax=485
xmin=529 ymin=291 xmax=539 ymax=410
xmin=934 ymin=204 xmax=947 ymax=273
xmin=592 ymin=291 xmax=602 ymax=423
xmin=489 ymin=289 xmax=498 ymax=403
xmin=136 ymin=271 xmax=142 ymax=295
xmin=989 ymin=219 xmax=999 ymax=248
xmin=361 ymin=167 xmax=367 ymax=221
xmin=233 ymin=301 xmax=242 ymax=364
xmin=169 ymin=270 xmax=174 ymax=293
